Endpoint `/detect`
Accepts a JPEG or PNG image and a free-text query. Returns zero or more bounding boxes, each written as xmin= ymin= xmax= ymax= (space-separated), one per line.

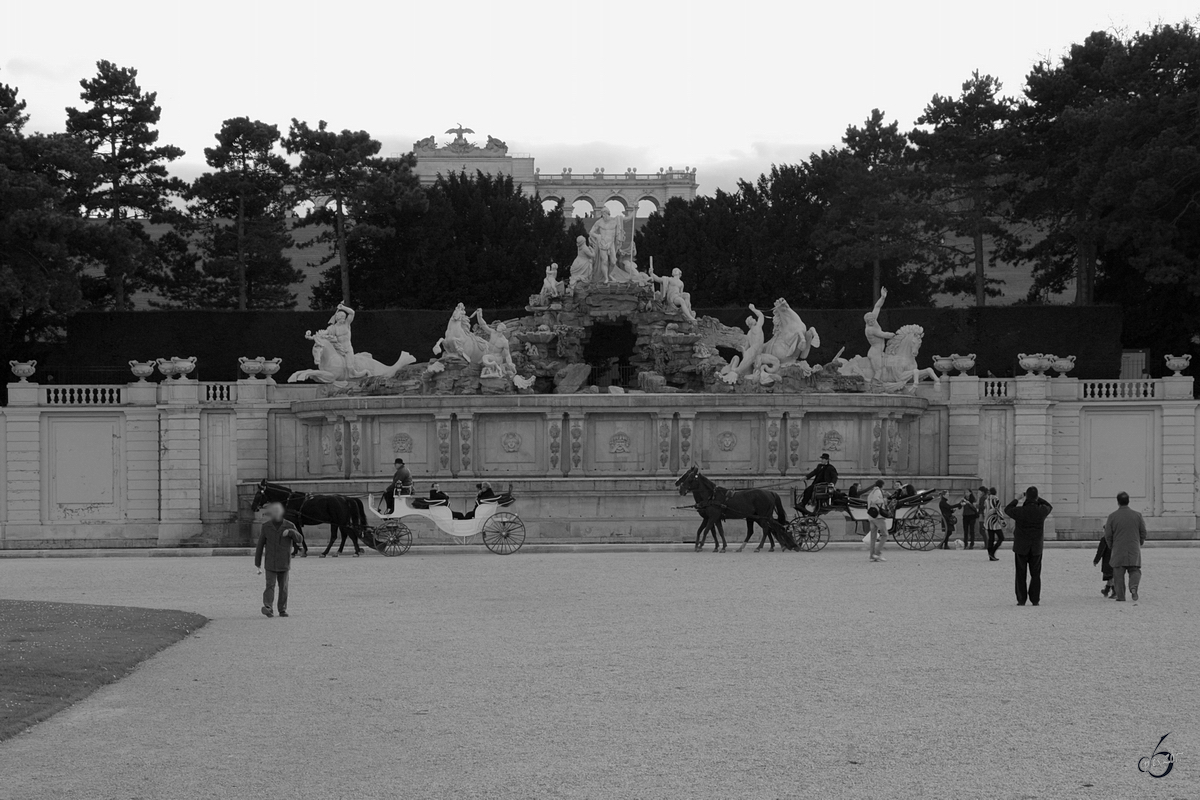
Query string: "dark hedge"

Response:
xmin=46 ymin=304 xmax=1122 ymax=383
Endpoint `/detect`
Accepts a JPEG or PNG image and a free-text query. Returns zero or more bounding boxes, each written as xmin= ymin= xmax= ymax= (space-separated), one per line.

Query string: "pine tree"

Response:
xmin=283 ymin=119 xmax=381 ymax=305
xmin=910 ymin=72 xmax=1016 ymax=305
xmin=64 ymin=60 xmax=185 ymax=307
xmin=0 ymin=78 xmax=88 ymax=354
xmin=171 ymin=117 xmax=300 ymax=309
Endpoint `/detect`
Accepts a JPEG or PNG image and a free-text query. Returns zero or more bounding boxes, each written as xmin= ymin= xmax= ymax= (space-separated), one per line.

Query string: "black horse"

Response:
xmin=251 ymin=480 xmax=368 ymax=558
xmin=675 ymin=466 xmax=797 ymax=553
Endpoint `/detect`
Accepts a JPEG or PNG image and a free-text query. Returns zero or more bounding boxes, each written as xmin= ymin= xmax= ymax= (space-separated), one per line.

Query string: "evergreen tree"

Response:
xmin=283 ymin=119 xmax=381 ymax=305
xmin=909 ymin=72 xmax=1016 ymax=305
xmin=64 ymin=60 xmax=185 ymax=307
xmin=0 ymin=78 xmax=88 ymax=356
xmin=169 ymin=117 xmax=300 ymax=309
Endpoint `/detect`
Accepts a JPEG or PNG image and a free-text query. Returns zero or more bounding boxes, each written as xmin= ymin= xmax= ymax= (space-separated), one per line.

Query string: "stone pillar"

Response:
xmin=654 ymin=413 xmax=674 ymax=475
xmin=124 ymin=406 xmax=162 ymax=524
xmin=235 ymin=379 xmax=269 ymax=484
xmin=546 ymin=413 xmax=565 ymax=476
xmin=677 ymin=412 xmax=695 ymax=470
xmin=785 ymin=411 xmax=805 ymax=474
xmin=346 ymin=415 xmax=364 ymax=477
xmin=1012 ymin=375 xmax=1055 ymax=532
xmin=567 ymin=415 xmax=585 ymax=475
xmin=158 ymin=398 xmax=203 ymax=547
xmin=766 ymin=412 xmax=785 ymax=475
xmin=946 ymin=376 xmax=982 ymax=477
xmin=455 ymin=413 xmax=476 ymax=478
xmin=3 ymin=386 xmax=41 ymax=536
xmin=434 ymin=415 xmax=453 ymax=476
xmin=1161 ymin=377 xmax=1196 ymax=521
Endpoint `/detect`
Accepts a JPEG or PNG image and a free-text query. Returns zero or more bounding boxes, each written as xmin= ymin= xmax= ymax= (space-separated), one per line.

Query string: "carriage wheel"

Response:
xmin=482 ymin=512 xmax=526 ymax=555
xmin=375 ymin=520 xmax=413 ymax=557
xmin=901 ymin=508 xmax=939 ymax=551
xmin=788 ymin=516 xmax=829 ymax=552
xmin=891 ymin=516 xmax=915 ymax=550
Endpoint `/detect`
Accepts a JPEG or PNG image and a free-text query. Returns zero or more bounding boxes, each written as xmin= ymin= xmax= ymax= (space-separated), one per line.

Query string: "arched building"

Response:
xmin=406 ymin=127 xmax=698 ymax=217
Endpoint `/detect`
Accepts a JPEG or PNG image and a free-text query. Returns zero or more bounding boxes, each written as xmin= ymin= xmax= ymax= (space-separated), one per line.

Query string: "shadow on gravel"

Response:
xmin=0 ymin=600 xmax=207 ymax=740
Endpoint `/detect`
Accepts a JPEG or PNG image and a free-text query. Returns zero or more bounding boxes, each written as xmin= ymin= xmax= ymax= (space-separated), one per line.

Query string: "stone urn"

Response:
xmin=1051 ymin=355 xmax=1077 ymax=377
xmin=239 ymin=356 xmax=264 ymax=379
xmin=9 ymin=360 xmax=36 ymax=383
xmin=952 ymin=353 xmax=977 ymax=374
xmin=171 ymin=356 xmax=197 ymax=379
xmin=931 ymin=355 xmax=955 ymax=376
xmin=128 ymin=360 xmax=155 ymax=383
xmin=1017 ymin=353 xmax=1043 ymax=375
xmin=1164 ymin=353 xmax=1192 ymax=376
xmin=156 ymin=358 xmax=178 ymax=379
xmin=260 ymin=357 xmax=282 ymax=381
xmin=1036 ymin=354 xmax=1056 ymax=375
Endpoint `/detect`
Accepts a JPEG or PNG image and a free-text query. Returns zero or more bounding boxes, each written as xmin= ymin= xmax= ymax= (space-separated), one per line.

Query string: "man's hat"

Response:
xmin=820 ymin=453 xmax=830 ymax=460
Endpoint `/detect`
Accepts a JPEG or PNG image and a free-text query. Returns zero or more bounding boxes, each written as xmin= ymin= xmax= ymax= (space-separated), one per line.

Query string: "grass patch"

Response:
xmin=0 ymin=600 xmax=206 ymax=741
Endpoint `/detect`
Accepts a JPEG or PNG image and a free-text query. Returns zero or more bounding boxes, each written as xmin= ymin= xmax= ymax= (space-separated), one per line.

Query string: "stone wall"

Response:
xmin=0 ymin=373 xmax=1195 ymax=548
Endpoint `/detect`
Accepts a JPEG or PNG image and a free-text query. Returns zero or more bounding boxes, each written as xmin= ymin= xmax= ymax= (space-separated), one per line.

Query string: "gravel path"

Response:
xmin=0 ymin=547 xmax=1195 ymax=799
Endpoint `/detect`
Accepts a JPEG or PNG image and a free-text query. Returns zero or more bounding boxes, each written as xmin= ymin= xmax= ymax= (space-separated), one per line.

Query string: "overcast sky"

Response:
xmin=3 ymin=0 xmax=1196 ymax=194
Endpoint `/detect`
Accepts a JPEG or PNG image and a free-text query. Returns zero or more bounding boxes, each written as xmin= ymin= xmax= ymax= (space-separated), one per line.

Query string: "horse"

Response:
xmin=674 ymin=466 xmax=797 ymax=553
xmin=287 ymin=332 xmax=415 ymax=384
xmin=761 ymin=298 xmax=820 ymax=364
xmin=837 ymin=324 xmax=940 ymax=392
xmin=251 ymin=479 xmax=368 ymax=558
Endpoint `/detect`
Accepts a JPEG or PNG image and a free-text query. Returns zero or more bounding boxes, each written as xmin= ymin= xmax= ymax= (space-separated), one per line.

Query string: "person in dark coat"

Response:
xmin=938 ymin=492 xmax=962 ymax=549
xmin=1093 ymin=537 xmax=1114 ymax=598
xmin=799 ymin=453 xmax=839 ymax=512
xmin=1103 ymin=491 xmax=1147 ymax=602
xmin=961 ymin=490 xmax=979 ymax=549
xmin=382 ymin=458 xmax=414 ymax=513
xmin=255 ymin=501 xmax=302 ymax=618
xmin=1004 ymin=486 xmax=1053 ymax=606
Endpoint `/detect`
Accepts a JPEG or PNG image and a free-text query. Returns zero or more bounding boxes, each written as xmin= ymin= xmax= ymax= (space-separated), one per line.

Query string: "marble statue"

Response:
xmin=474 ymin=310 xmax=516 ymax=376
xmin=649 ymin=266 xmax=697 ymax=322
xmin=862 ymin=288 xmax=891 ymax=387
xmin=568 ymin=236 xmax=596 ymax=289
xmin=434 ymin=303 xmax=489 ymax=363
xmin=837 ymin=322 xmax=940 ymax=392
xmin=606 ymin=240 xmax=652 ymax=286
xmin=538 ymin=263 xmax=564 ymax=302
xmin=287 ymin=303 xmax=416 ymax=384
xmin=761 ymin=298 xmax=820 ymax=364
xmin=588 ymin=206 xmax=637 ymax=284
xmin=718 ymin=304 xmax=766 ymax=382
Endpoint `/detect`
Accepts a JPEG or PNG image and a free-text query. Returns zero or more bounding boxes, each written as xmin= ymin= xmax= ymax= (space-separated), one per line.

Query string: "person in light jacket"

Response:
xmin=866 ymin=480 xmax=888 ymax=562
xmin=1103 ymin=491 xmax=1147 ymax=602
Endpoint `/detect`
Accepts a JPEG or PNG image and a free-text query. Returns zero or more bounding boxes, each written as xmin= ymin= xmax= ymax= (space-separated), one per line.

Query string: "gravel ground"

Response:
xmin=0 ymin=547 xmax=1195 ymax=800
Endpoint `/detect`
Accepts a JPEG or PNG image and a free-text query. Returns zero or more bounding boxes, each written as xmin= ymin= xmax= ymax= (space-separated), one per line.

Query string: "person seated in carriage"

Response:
xmin=412 ymin=482 xmax=452 ymax=511
xmin=382 ymin=458 xmax=414 ymax=513
xmin=463 ymin=482 xmax=497 ymax=519
xmin=799 ymin=453 xmax=840 ymax=513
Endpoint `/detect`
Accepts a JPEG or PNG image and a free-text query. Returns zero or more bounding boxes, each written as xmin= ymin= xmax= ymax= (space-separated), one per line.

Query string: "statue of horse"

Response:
xmin=761 ymin=298 xmax=820 ymax=364
xmin=837 ymin=324 xmax=940 ymax=392
xmin=287 ymin=333 xmax=415 ymax=384
xmin=432 ymin=305 xmax=490 ymax=364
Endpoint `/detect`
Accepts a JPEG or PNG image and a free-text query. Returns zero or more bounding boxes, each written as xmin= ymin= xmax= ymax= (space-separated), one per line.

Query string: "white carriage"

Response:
xmin=365 ymin=490 xmax=526 ymax=556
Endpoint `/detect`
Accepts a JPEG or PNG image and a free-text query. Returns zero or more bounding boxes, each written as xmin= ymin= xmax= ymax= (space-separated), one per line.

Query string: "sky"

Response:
xmin=3 ymin=0 xmax=1197 ymax=195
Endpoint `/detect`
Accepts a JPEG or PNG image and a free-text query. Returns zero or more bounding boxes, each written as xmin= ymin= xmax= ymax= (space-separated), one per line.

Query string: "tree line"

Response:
xmin=637 ymin=23 xmax=1200 ymax=339
xmin=3 ymin=22 xmax=1200 ymax=362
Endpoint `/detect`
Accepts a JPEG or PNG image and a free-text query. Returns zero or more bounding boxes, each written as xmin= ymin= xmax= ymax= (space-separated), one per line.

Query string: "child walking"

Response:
xmin=1094 ymin=536 xmax=1115 ymax=598
xmin=255 ymin=500 xmax=302 ymax=618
